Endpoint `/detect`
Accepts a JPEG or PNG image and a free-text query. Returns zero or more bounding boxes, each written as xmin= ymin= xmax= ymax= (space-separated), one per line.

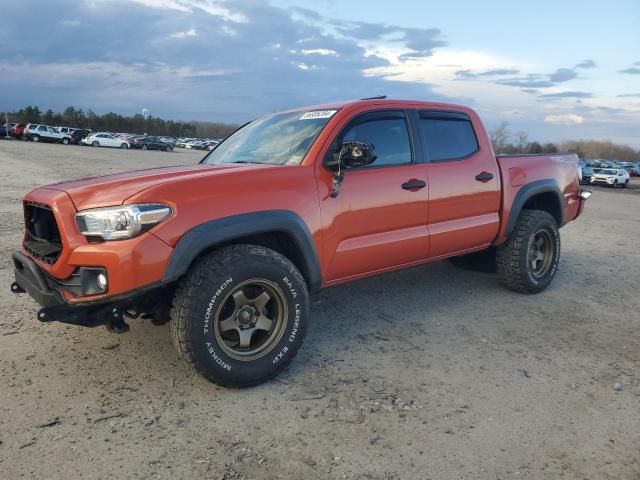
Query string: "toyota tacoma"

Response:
xmin=11 ymin=98 xmax=590 ymax=387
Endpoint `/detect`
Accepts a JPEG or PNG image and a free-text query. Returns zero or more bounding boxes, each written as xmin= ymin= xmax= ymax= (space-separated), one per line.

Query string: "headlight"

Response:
xmin=75 ymin=204 xmax=172 ymax=240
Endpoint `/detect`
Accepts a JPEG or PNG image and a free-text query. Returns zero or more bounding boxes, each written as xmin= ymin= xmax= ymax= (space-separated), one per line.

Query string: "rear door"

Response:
xmin=416 ymin=110 xmax=501 ymax=257
xmin=318 ymin=109 xmax=429 ymax=282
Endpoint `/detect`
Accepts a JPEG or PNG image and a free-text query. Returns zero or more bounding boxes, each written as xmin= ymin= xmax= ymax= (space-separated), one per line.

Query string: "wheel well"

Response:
xmin=200 ymin=231 xmax=312 ymax=287
xmin=522 ymin=192 xmax=562 ymax=226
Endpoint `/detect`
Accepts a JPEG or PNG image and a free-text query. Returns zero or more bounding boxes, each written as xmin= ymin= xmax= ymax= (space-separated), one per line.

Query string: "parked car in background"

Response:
xmin=82 ymin=133 xmax=130 ymax=149
xmin=591 ymin=168 xmax=630 ymax=188
xmin=57 ymin=127 xmax=78 ymax=135
xmin=1 ymin=124 xmax=11 ymax=137
xmin=27 ymin=125 xmax=73 ymax=144
xmin=580 ymin=165 xmax=594 ymax=185
xmin=130 ymin=136 xmax=173 ymax=151
xmin=70 ymin=129 xmax=92 ymax=145
xmin=11 ymin=123 xmax=27 ymax=139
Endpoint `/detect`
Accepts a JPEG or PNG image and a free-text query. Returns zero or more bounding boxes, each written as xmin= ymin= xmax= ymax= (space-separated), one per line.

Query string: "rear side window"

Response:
xmin=418 ymin=112 xmax=479 ymax=162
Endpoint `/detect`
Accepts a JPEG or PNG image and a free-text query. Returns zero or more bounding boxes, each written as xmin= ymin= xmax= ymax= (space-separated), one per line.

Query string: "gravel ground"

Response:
xmin=1 ymin=139 xmax=639 ymax=480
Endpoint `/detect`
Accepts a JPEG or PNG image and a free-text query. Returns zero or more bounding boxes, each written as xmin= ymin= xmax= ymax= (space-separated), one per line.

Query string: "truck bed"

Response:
xmin=494 ymin=153 xmax=581 ymax=244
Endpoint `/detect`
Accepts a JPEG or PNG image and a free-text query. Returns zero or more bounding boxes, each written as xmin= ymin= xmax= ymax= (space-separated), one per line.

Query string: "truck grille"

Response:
xmin=23 ymin=202 xmax=63 ymax=264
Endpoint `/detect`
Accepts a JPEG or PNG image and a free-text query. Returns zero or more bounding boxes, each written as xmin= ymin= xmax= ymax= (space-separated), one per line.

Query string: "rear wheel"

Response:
xmin=62 ymin=137 xmax=69 ymax=145
xmin=497 ymin=210 xmax=560 ymax=294
xmin=120 ymin=143 xmax=128 ymax=149
xmin=170 ymin=245 xmax=309 ymax=387
xmin=31 ymin=135 xmax=40 ymax=142
xmin=142 ymin=144 xmax=148 ymax=151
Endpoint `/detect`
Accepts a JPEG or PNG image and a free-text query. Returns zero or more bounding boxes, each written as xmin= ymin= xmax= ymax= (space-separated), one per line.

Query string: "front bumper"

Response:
xmin=12 ymin=251 xmax=173 ymax=332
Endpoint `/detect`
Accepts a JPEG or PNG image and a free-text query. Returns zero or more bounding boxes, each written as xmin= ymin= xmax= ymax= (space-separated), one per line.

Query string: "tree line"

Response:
xmin=489 ymin=121 xmax=640 ymax=162
xmin=4 ymin=106 xmax=239 ymax=139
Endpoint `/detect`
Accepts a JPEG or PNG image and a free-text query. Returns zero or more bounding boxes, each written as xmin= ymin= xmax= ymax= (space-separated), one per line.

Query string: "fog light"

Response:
xmin=97 ymin=273 xmax=108 ymax=291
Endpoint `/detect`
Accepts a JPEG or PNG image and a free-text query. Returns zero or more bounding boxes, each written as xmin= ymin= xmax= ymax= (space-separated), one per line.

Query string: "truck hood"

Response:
xmin=42 ymin=163 xmax=267 ymax=210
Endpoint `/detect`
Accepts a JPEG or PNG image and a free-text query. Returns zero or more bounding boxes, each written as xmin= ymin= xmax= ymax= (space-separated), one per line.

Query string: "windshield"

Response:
xmin=601 ymin=169 xmax=618 ymax=175
xmin=202 ymin=110 xmax=337 ymax=166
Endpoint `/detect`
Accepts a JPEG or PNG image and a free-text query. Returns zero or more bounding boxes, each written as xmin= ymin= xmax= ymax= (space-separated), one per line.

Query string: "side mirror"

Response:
xmin=339 ymin=141 xmax=376 ymax=168
xmin=329 ymin=141 xmax=376 ymax=198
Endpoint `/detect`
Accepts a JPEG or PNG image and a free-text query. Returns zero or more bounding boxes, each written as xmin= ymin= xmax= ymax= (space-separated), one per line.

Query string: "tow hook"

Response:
xmin=11 ymin=282 xmax=25 ymax=294
xmin=106 ymin=307 xmax=130 ymax=334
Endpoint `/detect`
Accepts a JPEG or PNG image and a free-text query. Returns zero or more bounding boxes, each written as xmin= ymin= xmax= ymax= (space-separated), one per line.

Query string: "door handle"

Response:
xmin=401 ymin=179 xmax=427 ymax=191
xmin=475 ymin=171 xmax=494 ymax=182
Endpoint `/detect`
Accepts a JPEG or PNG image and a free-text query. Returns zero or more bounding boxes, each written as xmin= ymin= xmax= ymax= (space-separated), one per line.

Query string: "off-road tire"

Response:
xmin=170 ymin=244 xmax=309 ymax=387
xmin=497 ymin=210 xmax=560 ymax=294
xmin=449 ymin=248 xmax=497 ymax=273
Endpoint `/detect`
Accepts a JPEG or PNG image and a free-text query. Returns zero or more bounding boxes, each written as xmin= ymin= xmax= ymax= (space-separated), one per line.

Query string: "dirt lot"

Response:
xmin=1 ymin=139 xmax=639 ymax=480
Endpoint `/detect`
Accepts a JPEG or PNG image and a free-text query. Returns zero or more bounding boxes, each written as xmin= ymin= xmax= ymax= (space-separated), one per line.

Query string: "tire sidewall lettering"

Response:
xmin=193 ymin=263 xmax=307 ymax=378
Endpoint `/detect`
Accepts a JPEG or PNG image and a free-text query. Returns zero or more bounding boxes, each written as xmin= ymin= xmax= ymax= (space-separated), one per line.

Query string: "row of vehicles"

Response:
xmin=2 ymin=123 xmax=178 ymax=151
xmin=175 ymin=138 xmax=220 ymax=150
xmin=580 ymin=161 xmax=637 ymax=188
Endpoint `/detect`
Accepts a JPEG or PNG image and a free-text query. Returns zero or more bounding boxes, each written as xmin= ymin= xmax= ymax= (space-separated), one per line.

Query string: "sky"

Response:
xmin=1 ymin=0 xmax=639 ymax=146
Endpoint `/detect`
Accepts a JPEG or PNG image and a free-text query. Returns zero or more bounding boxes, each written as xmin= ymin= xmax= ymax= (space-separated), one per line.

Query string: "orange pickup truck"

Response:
xmin=12 ymin=98 xmax=590 ymax=387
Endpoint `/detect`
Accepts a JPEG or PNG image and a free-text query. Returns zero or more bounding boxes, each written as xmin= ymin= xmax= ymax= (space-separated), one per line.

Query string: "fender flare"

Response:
xmin=162 ymin=210 xmax=322 ymax=292
xmin=506 ymin=179 xmax=564 ymax=237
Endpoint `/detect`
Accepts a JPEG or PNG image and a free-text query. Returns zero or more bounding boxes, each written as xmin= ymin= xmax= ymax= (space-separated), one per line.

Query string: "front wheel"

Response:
xmin=623 ymin=180 xmax=629 ymax=189
xmin=31 ymin=135 xmax=40 ymax=142
xmin=170 ymin=245 xmax=309 ymax=387
xmin=92 ymin=141 xmax=99 ymax=147
xmin=62 ymin=137 xmax=69 ymax=145
xmin=497 ymin=210 xmax=560 ymax=294
xmin=120 ymin=143 xmax=128 ymax=149
xmin=141 ymin=144 xmax=148 ymax=151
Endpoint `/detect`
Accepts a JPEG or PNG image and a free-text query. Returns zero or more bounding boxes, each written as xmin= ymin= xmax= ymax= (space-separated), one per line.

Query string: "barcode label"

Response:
xmin=299 ymin=110 xmax=337 ymax=120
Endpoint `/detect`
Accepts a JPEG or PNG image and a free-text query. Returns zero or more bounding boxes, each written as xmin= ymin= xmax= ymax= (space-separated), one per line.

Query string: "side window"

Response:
xmin=419 ymin=113 xmax=479 ymax=162
xmin=341 ymin=116 xmax=412 ymax=167
xmin=38 ymin=126 xmax=47 ymax=131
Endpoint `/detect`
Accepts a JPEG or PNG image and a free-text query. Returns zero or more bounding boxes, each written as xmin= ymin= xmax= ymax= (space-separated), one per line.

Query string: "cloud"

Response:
xmin=544 ymin=114 xmax=584 ymax=125
xmin=521 ymin=89 xmax=538 ymax=94
xmin=539 ymin=91 xmax=594 ymax=99
xmin=0 ymin=0 xmax=448 ymax=122
xmin=334 ymin=21 xmax=446 ymax=59
xmin=617 ymin=93 xmax=640 ymax=98
xmin=548 ymin=68 xmax=578 ymax=82
xmin=454 ymin=68 xmax=519 ymax=79
xmin=169 ymin=28 xmax=197 ymax=38
xmin=496 ymin=75 xmax=555 ymax=88
xmin=574 ymin=60 xmax=596 ymax=69
xmin=620 ymin=67 xmax=640 ymax=74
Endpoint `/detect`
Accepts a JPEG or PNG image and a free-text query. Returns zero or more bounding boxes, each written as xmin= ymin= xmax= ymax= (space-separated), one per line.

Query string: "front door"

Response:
xmin=318 ymin=110 xmax=429 ymax=283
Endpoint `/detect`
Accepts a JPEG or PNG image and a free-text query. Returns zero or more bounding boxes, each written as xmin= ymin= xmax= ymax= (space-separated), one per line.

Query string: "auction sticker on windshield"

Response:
xmin=299 ymin=110 xmax=337 ymax=120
